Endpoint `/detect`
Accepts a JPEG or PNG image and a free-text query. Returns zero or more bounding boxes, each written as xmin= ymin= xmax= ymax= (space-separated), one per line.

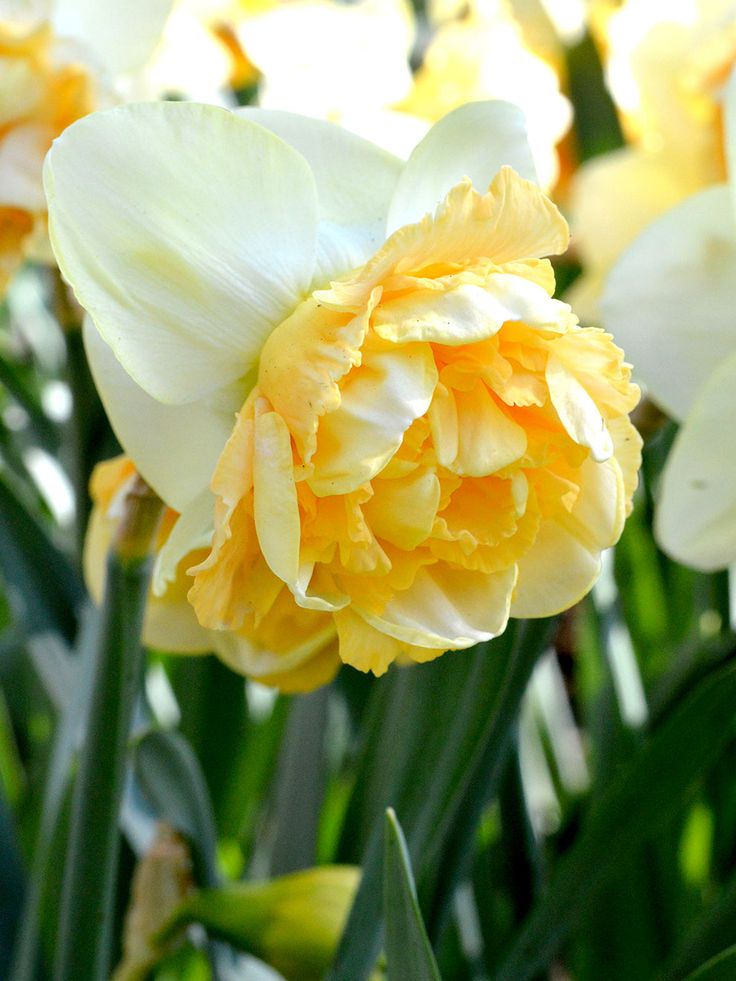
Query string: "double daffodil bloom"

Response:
xmin=46 ymin=101 xmax=640 ymax=689
xmin=570 ymin=0 xmax=736 ymax=321
xmin=602 ymin=67 xmax=736 ymax=573
xmin=0 ymin=0 xmax=172 ymax=293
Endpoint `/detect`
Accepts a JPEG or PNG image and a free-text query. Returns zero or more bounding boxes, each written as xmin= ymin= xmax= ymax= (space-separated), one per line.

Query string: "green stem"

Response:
xmin=53 ymin=477 xmax=163 ymax=981
xmin=52 ymin=269 xmax=104 ymax=566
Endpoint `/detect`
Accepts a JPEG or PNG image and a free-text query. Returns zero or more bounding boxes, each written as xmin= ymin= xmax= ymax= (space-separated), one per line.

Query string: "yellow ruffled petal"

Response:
xmin=319 ymin=168 xmax=569 ymax=311
xmin=363 ymin=468 xmax=440 ymax=550
xmin=308 ymin=341 xmax=438 ymax=496
xmin=357 ymin=563 xmax=517 ymax=649
xmin=546 ymin=354 xmax=613 ymax=462
xmin=253 ymin=404 xmax=301 ymax=588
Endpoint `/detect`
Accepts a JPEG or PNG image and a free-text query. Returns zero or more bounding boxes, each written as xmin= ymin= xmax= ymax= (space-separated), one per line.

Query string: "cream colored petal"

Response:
xmin=656 ymin=353 xmax=736 ymax=571
xmin=334 ymin=607 xmax=403 ymax=676
xmin=511 ymin=457 xmax=624 ymax=617
xmin=0 ymin=123 xmax=49 ymax=211
xmin=53 ymin=0 xmax=173 ymax=75
xmin=546 ymin=355 xmax=612 ymax=462
xmin=308 ymin=342 xmax=438 ymax=496
xmin=84 ymin=493 xmax=213 ymax=653
xmin=152 ymin=491 xmax=214 ymax=597
xmin=215 ymin=623 xmax=336 ymax=682
xmin=215 ymin=629 xmax=340 ymax=693
xmin=236 ymin=108 xmax=402 ymax=284
xmin=253 ymin=408 xmax=301 ymax=586
xmin=373 ymin=274 xmax=565 ymax=345
xmin=570 ymin=146 xmax=700 ymax=273
xmin=358 ymin=563 xmax=517 ymax=648
xmin=510 ymin=521 xmax=601 ymax=618
xmin=45 ymin=103 xmax=318 ymax=404
xmin=601 ymin=185 xmax=736 ymax=421
xmin=84 ymin=319 xmax=238 ymax=513
xmin=451 ymin=382 xmax=527 ymax=476
xmin=727 ymin=65 xmax=736 ymax=219
xmin=238 ymin=0 xmax=414 ymax=118
xmin=141 ymin=599 xmax=214 ymax=654
xmin=387 ymin=101 xmax=537 ymax=233
xmin=364 ymin=469 xmax=440 ymax=549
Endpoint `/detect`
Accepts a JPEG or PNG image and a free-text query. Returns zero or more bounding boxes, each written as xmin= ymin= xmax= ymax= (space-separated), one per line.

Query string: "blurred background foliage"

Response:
xmin=2 ymin=3 xmax=736 ymax=980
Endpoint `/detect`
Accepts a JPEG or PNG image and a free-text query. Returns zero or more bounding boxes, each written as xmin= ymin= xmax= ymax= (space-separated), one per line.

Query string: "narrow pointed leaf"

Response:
xmin=0 ymin=474 xmax=83 ymax=642
xmin=683 ymin=946 xmax=736 ymax=981
xmin=383 ymin=809 xmax=441 ymax=981
xmin=133 ymin=727 xmax=220 ymax=888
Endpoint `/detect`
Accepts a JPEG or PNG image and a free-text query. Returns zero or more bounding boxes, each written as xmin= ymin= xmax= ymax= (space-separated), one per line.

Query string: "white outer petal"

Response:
xmin=386 ymin=101 xmax=537 ymax=234
xmin=0 ymin=124 xmax=48 ymax=211
xmin=236 ymin=108 xmax=402 ymax=283
xmin=656 ymin=352 xmax=736 ymax=571
xmin=52 ymin=0 xmax=174 ymax=75
xmin=45 ymin=102 xmax=318 ymax=404
xmin=84 ymin=318 xmax=239 ymax=513
xmin=601 ymin=185 xmax=736 ymax=421
xmin=153 ymin=490 xmax=215 ymax=595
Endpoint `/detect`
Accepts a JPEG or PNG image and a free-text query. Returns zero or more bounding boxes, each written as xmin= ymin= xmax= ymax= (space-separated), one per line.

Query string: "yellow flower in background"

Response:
xmin=402 ymin=0 xmax=573 ymax=190
xmin=45 ymin=101 xmax=640 ymax=687
xmin=0 ymin=0 xmax=172 ymax=294
xmin=570 ymin=0 xmax=736 ymax=322
xmin=86 ymin=455 xmax=340 ymax=691
xmin=601 ymin=66 xmax=736 ymax=574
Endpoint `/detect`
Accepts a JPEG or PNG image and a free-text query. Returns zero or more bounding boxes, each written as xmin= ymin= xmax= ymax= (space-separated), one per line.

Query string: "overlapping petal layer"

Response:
xmin=189 ymin=167 xmax=641 ymax=678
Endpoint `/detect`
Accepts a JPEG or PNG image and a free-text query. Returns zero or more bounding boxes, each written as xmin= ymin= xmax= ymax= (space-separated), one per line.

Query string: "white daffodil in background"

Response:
xmin=601 ymin=65 xmax=736 ymax=574
xmin=45 ymin=100 xmax=640 ymax=691
xmin=569 ymin=0 xmax=736 ymax=322
xmin=234 ymin=0 xmax=425 ymax=157
xmin=402 ymin=0 xmax=573 ymax=191
xmin=0 ymin=0 xmax=172 ymax=293
xmin=142 ymin=0 xmax=271 ymax=104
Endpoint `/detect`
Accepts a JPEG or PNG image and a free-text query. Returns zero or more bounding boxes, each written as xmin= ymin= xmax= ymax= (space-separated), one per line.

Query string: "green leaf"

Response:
xmin=0 ymin=473 xmax=83 ymax=642
xmin=383 ymin=809 xmax=441 ymax=981
xmin=10 ymin=607 xmax=97 ymax=981
xmin=266 ymin=687 xmax=329 ymax=876
xmin=683 ymin=945 xmax=736 ymax=981
xmin=133 ymin=727 xmax=219 ymax=888
xmin=0 ymin=788 xmax=25 ymax=977
xmin=495 ymin=660 xmax=736 ymax=981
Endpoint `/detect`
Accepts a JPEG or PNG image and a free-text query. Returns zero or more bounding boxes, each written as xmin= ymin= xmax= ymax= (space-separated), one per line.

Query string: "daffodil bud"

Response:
xmin=162 ymin=866 xmax=360 ymax=981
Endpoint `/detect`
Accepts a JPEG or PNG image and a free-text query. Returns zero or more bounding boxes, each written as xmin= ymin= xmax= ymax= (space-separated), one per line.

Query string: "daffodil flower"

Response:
xmin=401 ymin=0 xmax=572 ymax=190
xmin=570 ymin=0 xmax=736 ymax=322
xmin=602 ymin=67 xmax=736 ymax=572
xmin=0 ymin=0 xmax=172 ymax=292
xmin=46 ymin=100 xmax=640 ymax=689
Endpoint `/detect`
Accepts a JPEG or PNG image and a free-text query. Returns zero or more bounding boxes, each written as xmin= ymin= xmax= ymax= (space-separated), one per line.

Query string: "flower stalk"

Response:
xmin=54 ymin=477 xmax=163 ymax=981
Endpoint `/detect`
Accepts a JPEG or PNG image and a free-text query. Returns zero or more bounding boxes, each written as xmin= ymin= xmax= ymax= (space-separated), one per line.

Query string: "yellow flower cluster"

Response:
xmin=0 ymin=17 xmax=95 ymax=290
